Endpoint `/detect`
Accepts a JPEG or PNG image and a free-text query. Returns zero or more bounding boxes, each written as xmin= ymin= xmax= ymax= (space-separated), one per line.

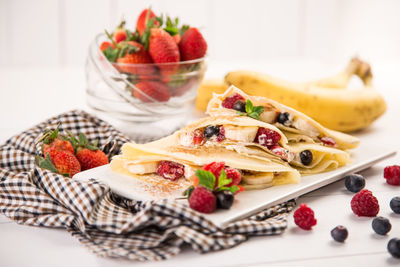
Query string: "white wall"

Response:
xmin=1 ymin=0 xmax=399 ymax=68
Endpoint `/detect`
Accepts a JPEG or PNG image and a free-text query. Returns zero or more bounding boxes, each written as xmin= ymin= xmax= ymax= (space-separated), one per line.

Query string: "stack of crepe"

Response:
xmin=111 ymin=86 xmax=359 ymax=192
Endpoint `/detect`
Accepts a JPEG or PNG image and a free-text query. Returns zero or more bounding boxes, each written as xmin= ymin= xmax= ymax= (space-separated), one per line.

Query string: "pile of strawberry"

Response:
xmin=35 ymin=125 xmax=109 ymax=177
xmin=100 ymin=8 xmax=207 ymax=102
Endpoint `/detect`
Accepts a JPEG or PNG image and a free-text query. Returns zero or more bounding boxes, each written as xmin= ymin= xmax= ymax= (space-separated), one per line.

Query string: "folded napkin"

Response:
xmin=0 ymin=110 xmax=295 ymax=261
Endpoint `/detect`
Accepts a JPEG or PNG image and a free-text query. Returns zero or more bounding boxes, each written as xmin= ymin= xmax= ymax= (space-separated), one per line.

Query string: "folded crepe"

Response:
xmin=111 ymin=135 xmax=301 ymax=191
xmin=207 ymin=86 xmax=360 ymax=150
xmin=172 ymin=114 xmax=351 ymax=174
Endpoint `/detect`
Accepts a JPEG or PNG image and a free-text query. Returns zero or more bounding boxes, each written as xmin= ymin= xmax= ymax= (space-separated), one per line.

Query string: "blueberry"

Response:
xmin=277 ymin=112 xmax=292 ymax=126
xmin=390 ymin=196 xmax=400 ymax=214
xmin=204 ymin=126 xmax=219 ymax=138
xmin=372 ymin=216 xmax=391 ymax=235
xmin=233 ymin=100 xmax=246 ymax=112
xmin=344 ymin=174 xmax=365 ymax=193
xmin=387 ymin=238 xmax=400 ymax=258
xmin=331 ymin=225 xmax=348 ymax=242
xmin=300 ymin=150 xmax=313 ymax=165
xmin=216 ymin=190 xmax=234 ymax=209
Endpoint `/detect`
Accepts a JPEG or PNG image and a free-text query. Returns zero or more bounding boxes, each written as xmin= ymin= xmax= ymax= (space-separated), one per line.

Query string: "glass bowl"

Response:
xmin=85 ymin=33 xmax=207 ymax=140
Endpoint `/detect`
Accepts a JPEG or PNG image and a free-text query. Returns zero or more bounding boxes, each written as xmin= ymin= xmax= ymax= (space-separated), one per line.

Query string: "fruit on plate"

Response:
xmin=184 ymin=162 xmax=244 ymax=213
xmin=224 ymin=57 xmax=386 ymax=132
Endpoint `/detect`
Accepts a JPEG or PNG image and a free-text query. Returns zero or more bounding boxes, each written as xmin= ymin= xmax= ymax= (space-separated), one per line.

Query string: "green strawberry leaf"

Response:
xmin=217 ymin=170 xmax=232 ymax=188
xmin=78 ymin=133 xmax=87 ymax=146
xmin=35 ymin=153 xmax=58 ymax=173
xmin=103 ymin=47 xmax=119 ymax=62
xmin=180 ymin=25 xmax=189 ymax=36
xmin=164 ymin=26 xmax=179 ymax=36
xmin=195 ymin=169 xmax=215 ymax=190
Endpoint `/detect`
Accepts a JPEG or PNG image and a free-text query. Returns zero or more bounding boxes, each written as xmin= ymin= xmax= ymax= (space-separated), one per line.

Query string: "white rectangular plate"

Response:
xmin=74 ymin=144 xmax=396 ymax=228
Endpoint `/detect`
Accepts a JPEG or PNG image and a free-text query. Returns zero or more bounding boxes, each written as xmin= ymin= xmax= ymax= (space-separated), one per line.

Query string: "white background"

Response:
xmin=1 ymin=0 xmax=400 ymax=68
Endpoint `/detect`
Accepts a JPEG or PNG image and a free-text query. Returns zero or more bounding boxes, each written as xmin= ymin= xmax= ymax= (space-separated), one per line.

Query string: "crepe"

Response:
xmin=111 ymin=135 xmax=301 ymax=191
xmin=207 ymin=86 xmax=360 ymax=150
xmin=174 ymin=115 xmax=294 ymax=162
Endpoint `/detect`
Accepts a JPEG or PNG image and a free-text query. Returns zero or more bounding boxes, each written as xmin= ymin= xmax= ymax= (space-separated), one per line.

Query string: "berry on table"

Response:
xmin=372 ymin=216 xmax=391 ymax=235
xmin=157 ymin=161 xmax=184 ymax=181
xmin=216 ymin=190 xmax=234 ymax=209
xmin=331 ymin=225 xmax=348 ymax=243
xmin=293 ymin=204 xmax=317 ymax=230
xmin=344 ymin=174 xmax=365 ymax=193
xmin=300 ymin=150 xmax=313 ymax=166
xmin=350 ymin=189 xmax=379 ymax=217
xmin=233 ymin=100 xmax=246 ymax=112
xmin=188 ymin=186 xmax=216 ymax=214
xmin=222 ymin=94 xmax=245 ymax=109
xmin=384 ymin=165 xmax=400 ymax=185
xmin=277 ymin=112 xmax=293 ymax=126
xmin=387 ymin=238 xmax=400 ymax=258
xmin=204 ymin=125 xmax=220 ymax=138
xmin=390 ymin=196 xmax=400 ymax=214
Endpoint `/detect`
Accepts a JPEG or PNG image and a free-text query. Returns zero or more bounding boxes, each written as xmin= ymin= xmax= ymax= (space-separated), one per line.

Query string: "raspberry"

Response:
xmin=351 ymin=189 xmax=379 ymax=217
xmin=254 ymin=127 xmax=281 ymax=148
xmin=157 ymin=161 xmax=184 ymax=181
xmin=203 ymin=162 xmax=225 ymax=178
xmin=188 ymin=186 xmax=216 ymax=213
xmin=321 ymin=136 xmax=336 ymax=147
xmin=222 ymin=93 xmax=245 ymax=109
xmin=216 ymin=126 xmax=225 ymax=142
xmin=193 ymin=129 xmax=205 ymax=145
xmin=225 ymin=167 xmax=241 ymax=186
xmin=293 ymin=204 xmax=317 ymax=230
xmin=384 ymin=165 xmax=400 ymax=185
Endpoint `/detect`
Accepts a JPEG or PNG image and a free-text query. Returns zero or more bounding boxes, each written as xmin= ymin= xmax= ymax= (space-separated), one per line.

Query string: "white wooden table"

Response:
xmin=1 ymin=60 xmax=400 ymax=266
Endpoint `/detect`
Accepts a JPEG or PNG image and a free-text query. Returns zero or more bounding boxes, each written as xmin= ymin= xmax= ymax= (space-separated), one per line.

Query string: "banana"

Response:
xmin=196 ymin=78 xmax=229 ymax=111
xmin=223 ymin=58 xmax=386 ymax=132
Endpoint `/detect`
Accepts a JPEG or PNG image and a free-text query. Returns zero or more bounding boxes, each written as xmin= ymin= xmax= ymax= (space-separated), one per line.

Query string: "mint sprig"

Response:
xmin=184 ymin=168 xmax=243 ymax=197
xmin=237 ymin=99 xmax=264 ymax=120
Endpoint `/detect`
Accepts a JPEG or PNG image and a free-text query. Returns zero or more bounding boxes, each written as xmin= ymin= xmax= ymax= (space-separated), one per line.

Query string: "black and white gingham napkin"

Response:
xmin=0 ymin=110 xmax=295 ymax=261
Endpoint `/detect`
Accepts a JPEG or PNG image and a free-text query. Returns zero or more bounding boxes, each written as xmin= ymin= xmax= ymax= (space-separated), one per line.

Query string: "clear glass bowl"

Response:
xmin=85 ymin=33 xmax=207 ymax=140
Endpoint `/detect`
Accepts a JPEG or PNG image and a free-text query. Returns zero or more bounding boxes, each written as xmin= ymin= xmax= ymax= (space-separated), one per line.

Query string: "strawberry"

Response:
xmin=52 ymin=151 xmax=81 ymax=177
xmin=41 ymin=125 xmax=74 ymax=160
xmin=113 ymin=20 xmax=127 ymax=43
xmin=76 ymin=149 xmax=109 ymax=171
xmin=133 ymin=81 xmax=171 ymax=102
xmin=173 ymin=34 xmax=181 ymax=44
xmin=179 ymin=27 xmax=207 ymax=61
xmin=149 ymin=28 xmax=180 ymax=63
xmin=36 ymin=150 xmax=81 ymax=178
xmin=169 ymin=77 xmax=198 ymax=97
xmin=68 ymin=133 xmax=109 ymax=171
xmin=136 ymin=8 xmax=158 ymax=35
xmin=115 ymin=41 xmax=154 ymax=75
xmin=100 ymin=41 xmax=114 ymax=51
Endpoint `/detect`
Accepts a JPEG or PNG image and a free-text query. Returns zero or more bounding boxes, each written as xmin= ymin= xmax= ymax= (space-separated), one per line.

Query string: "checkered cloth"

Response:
xmin=0 ymin=110 xmax=296 ymax=261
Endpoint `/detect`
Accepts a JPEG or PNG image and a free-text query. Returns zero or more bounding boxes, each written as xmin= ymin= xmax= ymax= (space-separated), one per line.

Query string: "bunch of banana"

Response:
xmin=196 ymin=58 xmax=386 ymax=132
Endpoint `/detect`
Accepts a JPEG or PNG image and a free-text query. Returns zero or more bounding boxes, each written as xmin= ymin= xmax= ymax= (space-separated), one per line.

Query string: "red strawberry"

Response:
xmin=114 ymin=29 xmax=127 ymax=43
xmin=133 ymin=81 xmax=171 ymax=102
xmin=169 ymin=77 xmax=198 ymax=97
xmin=41 ymin=125 xmax=74 ymax=160
xmin=76 ymin=149 xmax=109 ymax=171
xmin=52 ymin=151 xmax=81 ymax=177
xmin=149 ymin=28 xmax=180 ymax=75
xmin=100 ymin=41 xmax=114 ymax=51
xmin=173 ymin=34 xmax=181 ymax=44
xmin=136 ymin=8 xmax=159 ymax=35
xmin=179 ymin=27 xmax=207 ymax=61
xmin=115 ymin=41 xmax=154 ymax=75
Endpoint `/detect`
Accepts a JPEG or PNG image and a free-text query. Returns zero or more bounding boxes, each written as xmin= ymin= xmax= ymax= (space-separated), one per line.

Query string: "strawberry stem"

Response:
xmin=105 ymin=29 xmax=118 ymax=48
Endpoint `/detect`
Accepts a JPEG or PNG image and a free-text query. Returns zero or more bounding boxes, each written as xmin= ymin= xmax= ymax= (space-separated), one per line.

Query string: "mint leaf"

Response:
xmin=228 ymin=185 xmax=240 ymax=194
xmin=253 ymin=106 xmax=264 ymax=114
xmin=241 ymin=99 xmax=264 ymax=121
xmin=195 ymin=169 xmax=215 ymax=190
xmin=217 ymin=170 xmax=232 ymax=188
xmin=248 ymin=112 xmax=260 ymax=120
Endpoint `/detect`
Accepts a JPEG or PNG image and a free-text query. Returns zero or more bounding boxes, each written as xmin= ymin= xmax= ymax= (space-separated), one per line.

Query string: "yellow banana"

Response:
xmin=196 ymin=78 xmax=229 ymax=111
xmin=224 ymin=58 xmax=385 ymax=132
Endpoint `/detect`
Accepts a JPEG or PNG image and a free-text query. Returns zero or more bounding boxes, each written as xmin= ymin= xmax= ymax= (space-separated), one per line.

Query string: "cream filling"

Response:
xmin=291 ymin=118 xmax=320 ymax=138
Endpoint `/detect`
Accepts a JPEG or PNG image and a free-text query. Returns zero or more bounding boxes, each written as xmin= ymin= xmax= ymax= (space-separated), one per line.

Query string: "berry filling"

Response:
xmin=216 ymin=126 xmax=225 ymax=142
xmin=254 ymin=127 xmax=281 ymax=149
xmin=321 ymin=136 xmax=336 ymax=147
xmin=157 ymin=161 xmax=185 ymax=181
xmin=222 ymin=93 xmax=245 ymax=109
xmin=193 ymin=129 xmax=205 ymax=145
